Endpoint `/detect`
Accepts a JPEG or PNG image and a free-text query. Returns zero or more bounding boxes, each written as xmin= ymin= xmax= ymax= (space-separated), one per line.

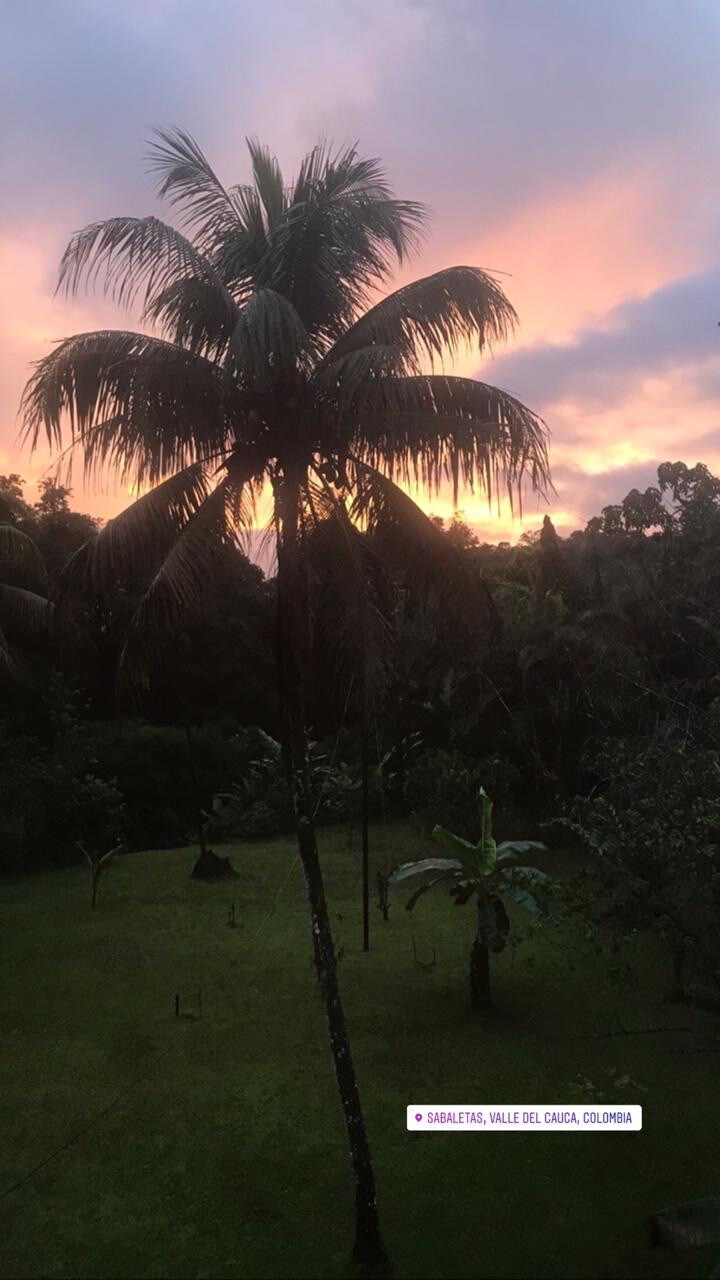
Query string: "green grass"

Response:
xmin=1 ymin=824 xmax=718 ymax=1279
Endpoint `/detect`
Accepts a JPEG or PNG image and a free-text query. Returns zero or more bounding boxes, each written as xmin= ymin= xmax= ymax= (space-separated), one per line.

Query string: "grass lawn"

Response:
xmin=1 ymin=823 xmax=718 ymax=1280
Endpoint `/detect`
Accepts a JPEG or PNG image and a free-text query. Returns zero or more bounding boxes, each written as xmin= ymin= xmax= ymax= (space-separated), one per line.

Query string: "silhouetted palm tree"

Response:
xmin=21 ymin=129 xmax=550 ymax=1266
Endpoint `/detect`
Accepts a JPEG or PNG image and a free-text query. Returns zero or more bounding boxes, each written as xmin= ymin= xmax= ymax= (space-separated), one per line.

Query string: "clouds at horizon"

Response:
xmin=2 ymin=0 xmax=720 ymax=541
xmin=476 ymin=264 xmax=720 ymax=533
xmin=486 ymin=267 xmax=720 ymax=408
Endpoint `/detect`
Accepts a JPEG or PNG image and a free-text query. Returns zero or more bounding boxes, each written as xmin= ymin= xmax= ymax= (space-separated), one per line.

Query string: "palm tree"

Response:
xmin=21 ymin=129 xmax=550 ymax=1266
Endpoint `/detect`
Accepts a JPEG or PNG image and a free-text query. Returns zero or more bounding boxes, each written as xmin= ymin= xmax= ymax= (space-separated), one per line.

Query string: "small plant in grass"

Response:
xmin=385 ymin=789 xmax=551 ymax=1009
xmin=77 ymin=840 xmax=124 ymax=908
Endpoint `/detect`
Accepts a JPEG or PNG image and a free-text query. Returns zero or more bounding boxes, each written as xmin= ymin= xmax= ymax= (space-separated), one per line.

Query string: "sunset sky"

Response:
xmin=2 ymin=0 xmax=720 ymax=543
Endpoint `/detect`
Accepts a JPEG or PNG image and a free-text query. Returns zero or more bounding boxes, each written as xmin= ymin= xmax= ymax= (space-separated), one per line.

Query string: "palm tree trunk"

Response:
xmin=276 ymin=473 xmax=386 ymax=1268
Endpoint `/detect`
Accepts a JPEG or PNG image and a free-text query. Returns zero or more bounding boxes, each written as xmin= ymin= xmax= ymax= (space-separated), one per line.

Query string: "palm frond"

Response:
xmin=222 ymin=465 xmax=263 ymax=557
xmin=142 ymin=276 xmax=240 ymax=358
xmin=0 ymin=525 xmax=47 ymax=591
xmin=349 ymin=461 xmax=500 ymax=641
xmin=228 ymin=288 xmax=314 ymax=386
xmin=311 ymin=344 xmax=411 ymax=402
xmin=246 ymin=138 xmax=286 ymax=232
xmin=55 ymin=463 xmax=211 ymax=601
xmin=349 ymin=459 xmax=469 ymax=588
xmin=350 ymin=458 xmax=453 ymax=542
xmin=117 ymin=477 xmax=236 ymax=696
xmin=147 ymin=127 xmax=242 ymax=251
xmin=57 ymin=215 xmax=224 ymax=313
xmin=326 ymin=267 xmax=517 ymax=370
xmin=346 ymin=375 xmax=550 ymax=508
xmin=21 ymin=330 xmax=244 ymax=485
xmin=213 ymin=184 xmax=270 ymax=290
xmin=291 ymin=143 xmax=425 ymax=264
xmin=262 ymin=142 xmax=426 ymax=343
xmin=0 ymin=584 xmax=53 ymax=637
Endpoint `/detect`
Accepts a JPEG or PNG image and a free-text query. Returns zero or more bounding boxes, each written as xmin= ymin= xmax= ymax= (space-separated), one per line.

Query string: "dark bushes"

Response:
xmin=402 ymin=747 xmax=519 ymax=840
xmin=563 ymin=720 xmax=720 ymax=990
xmin=0 ymin=718 xmax=255 ymax=873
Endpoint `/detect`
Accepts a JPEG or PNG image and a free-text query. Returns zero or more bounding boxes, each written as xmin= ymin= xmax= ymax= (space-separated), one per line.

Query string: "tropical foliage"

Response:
xmin=562 ymin=729 xmax=720 ymax=1001
xmin=385 ymin=789 xmax=549 ymax=1007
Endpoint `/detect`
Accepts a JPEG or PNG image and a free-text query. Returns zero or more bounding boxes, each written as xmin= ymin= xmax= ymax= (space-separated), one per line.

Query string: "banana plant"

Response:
xmin=386 ymin=790 xmax=549 ymax=1008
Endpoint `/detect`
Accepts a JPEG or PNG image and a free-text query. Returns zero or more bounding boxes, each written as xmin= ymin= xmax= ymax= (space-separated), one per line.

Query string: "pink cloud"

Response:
xmin=3 ymin=1 xmax=720 ymax=549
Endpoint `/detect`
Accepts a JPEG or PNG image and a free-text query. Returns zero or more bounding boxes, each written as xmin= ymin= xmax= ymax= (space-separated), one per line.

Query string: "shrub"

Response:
xmin=77 ymin=720 xmax=253 ymax=850
xmin=0 ymin=715 xmax=252 ymax=872
xmin=0 ymin=733 xmax=125 ymax=873
xmin=206 ymin=732 xmax=367 ymax=841
xmin=563 ymin=728 xmax=720 ymax=991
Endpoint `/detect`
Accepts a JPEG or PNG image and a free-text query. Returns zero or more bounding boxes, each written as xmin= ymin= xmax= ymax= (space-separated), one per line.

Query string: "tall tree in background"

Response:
xmin=21 ymin=129 xmax=549 ymax=1266
xmin=32 ymin=479 xmax=100 ymax=578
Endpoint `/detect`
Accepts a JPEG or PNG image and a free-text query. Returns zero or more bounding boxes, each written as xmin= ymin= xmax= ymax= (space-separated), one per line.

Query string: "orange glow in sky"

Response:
xmin=3 ymin=2 xmax=720 ymax=554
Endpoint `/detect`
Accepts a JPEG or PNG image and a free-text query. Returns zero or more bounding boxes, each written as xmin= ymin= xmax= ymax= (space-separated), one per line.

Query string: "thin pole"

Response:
xmin=178 ymin=634 xmax=207 ymax=857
